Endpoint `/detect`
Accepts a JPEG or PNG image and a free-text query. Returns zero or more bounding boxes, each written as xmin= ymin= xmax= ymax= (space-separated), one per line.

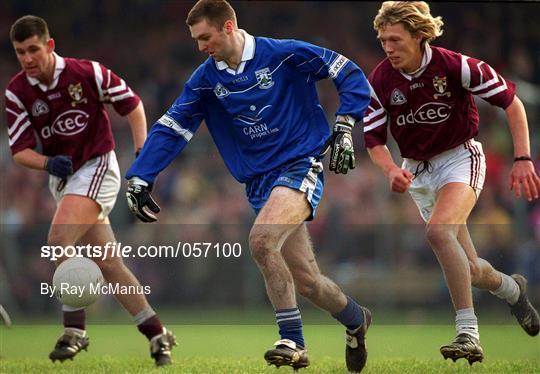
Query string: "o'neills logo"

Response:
xmin=396 ymin=102 xmax=451 ymax=126
xmin=328 ymin=54 xmax=349 ymax=79
xmin=41 ymin=110 xmax=90 ymax=138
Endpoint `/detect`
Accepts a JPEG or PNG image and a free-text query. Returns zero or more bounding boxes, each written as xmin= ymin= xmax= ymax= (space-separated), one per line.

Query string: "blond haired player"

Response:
xmin=363 ymin=1 xmax=539 ymax=365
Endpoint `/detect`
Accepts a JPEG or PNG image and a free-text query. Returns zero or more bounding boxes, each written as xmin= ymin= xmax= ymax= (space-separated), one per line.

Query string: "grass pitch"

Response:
xmin=1 ymin=324 xmax=538 ymax=373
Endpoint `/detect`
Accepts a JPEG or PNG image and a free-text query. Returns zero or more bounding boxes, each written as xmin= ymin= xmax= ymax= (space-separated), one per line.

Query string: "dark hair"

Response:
xmin=186 ymin=0 xmax=237 ymax=29
xmin=10 ymin=15 xmax=50 ymax=43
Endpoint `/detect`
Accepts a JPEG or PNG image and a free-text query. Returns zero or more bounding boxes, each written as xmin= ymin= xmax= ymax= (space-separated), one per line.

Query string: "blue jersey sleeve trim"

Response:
xmin=125 ymin=125 xmax=188 ymax=184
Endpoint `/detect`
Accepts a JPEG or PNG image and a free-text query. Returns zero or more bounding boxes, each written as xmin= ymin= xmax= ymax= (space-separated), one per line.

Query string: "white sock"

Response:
xmin=456 ymin=308 xmax=479 ymax=340
xmin=62 ymin=305 xmax=84 ymax=312
xmin=490 ymin=273 xmax=520 ymax=305
xmin=133 ymin=307 xmax=156 ymax=325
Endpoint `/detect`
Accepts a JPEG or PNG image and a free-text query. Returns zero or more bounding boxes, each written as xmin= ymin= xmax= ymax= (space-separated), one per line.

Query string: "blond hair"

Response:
xmin=374 ymin=1 xmax=444 ymax=44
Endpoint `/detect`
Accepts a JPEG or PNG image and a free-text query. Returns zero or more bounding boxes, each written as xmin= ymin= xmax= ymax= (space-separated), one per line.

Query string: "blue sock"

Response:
xmin=332 ymin=296 xmax=364 ymax=331
xmin=275 ymin=307 xmax=305 ymax=348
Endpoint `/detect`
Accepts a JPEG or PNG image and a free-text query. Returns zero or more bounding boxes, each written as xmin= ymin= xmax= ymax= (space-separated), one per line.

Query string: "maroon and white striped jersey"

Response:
xmin=363 ymin=45 xmax=515 ymax=160
xmin=5 ymin=54 xmax=140 ymax=171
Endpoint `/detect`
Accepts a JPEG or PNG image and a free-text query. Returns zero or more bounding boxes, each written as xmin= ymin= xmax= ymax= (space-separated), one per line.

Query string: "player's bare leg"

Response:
xmin=48 ymin=195 xmax=100 ymax=363
xmin=458 ymin=226 xmax=539 ymax=336
xmin=249 ymin=187 xmax=309 ymax=370
xmin=427 ymin=183 xmax=476 ymax=311
xmin=80 ymin=218 xmax=176 ymax=366
xmin=48 ymin=195 xmax=175 ymax=365
xmin=457 ymin=225 xmax=504 ymax=289
xmin=282 ymin=225 xmax=346 ymax=313
xmin=427 ymin=183 xmax=484 ymax=364
xmin=48 ymin=195 xmax=101 ymax=249
xmin=282 ymin=224 xmax=371 ymax=372
xmin=80 ymin=219 xmax=151 ymax=315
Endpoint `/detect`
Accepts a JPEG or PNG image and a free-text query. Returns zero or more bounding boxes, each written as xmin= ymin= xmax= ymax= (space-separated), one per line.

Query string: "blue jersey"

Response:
xmin=127 ymin=32 xmax=371 ymax=183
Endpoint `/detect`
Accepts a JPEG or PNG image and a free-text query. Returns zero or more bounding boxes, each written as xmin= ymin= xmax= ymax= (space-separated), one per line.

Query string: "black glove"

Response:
xmin=320 ymin=120 xmax=356 ymax=174
xmin=126 ymin=178 xmax=161 ymax=223
xmin=45 ymin=155 xmax=73 ymax=179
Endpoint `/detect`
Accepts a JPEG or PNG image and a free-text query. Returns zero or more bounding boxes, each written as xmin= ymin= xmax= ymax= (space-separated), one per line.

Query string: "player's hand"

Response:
xmin=389 ymin=167 xmax=413 ymax=193
xmin=320 ymin=120 xmax=356 ymax=174
xmin=126 ymin=178 xmax=160 ymax=222
xmin=45 ymin=155 xmax=73 ymax=179
xmin=509 ymin=159 xmax=540 ymax=201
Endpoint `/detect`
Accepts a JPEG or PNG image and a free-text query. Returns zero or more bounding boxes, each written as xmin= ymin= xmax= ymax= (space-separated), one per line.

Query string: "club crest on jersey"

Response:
xmin=68 ymin=83 xmax=88 ymax=107
xmin=214 ymin=82 xmax=230 ymax=99
xmin=433 ymin=76 xmax=451 ymax=99
xmin=255 ymin=68 xmax=274 ymax=89
xmin=31 ymin=99 xmax=49 ymax=117
xmin=390 ymin=88 xmax=407 ymax=105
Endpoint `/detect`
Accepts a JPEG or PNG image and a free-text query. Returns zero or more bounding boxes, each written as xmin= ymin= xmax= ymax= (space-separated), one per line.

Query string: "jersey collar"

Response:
xmin=26 ymin=52 xmax=66 ymax=92
xmin=215 ymin=29 xmax=255 ymax=75
xmin=399 ymin=44 xmax=433 ymax=81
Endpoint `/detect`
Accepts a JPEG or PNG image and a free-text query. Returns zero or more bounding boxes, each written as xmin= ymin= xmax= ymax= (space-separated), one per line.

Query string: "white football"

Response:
xmin=52 ymin=257 xmax=104 ymax=308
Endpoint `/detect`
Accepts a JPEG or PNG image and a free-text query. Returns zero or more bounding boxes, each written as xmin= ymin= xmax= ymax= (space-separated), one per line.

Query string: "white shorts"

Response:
xmin=403 ymin=139 xmax=486 ymax=222
xmin=48 ymin=151 xmax=121 ymax=220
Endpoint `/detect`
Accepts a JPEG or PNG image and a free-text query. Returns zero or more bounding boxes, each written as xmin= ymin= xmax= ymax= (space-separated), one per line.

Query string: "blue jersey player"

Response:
xmin=126 ymin=1 xmax=372 ymax=371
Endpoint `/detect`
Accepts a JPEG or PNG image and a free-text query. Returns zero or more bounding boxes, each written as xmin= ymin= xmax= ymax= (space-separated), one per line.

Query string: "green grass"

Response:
xmin=1 ymin=324 xmax=538 ymax=373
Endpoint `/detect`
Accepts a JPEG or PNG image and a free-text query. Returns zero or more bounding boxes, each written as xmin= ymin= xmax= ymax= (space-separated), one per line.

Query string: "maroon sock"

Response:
xmin=64 ymin=309 xmax=86 ymax=330
xmin=137 ymin=315 xmax=164 ymax=340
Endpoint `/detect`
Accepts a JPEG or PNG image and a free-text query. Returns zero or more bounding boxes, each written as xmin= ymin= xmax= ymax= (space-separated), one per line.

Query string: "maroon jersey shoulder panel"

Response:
xmin=362 ymin=59 xmax=393 ymax=148
xmin=5 ymin=72 xmax=38 ymax=154
xmin=72 ymin=58 xmax=141 ymax=116
xmin=455 ymin=48 xmax=516 ymax=109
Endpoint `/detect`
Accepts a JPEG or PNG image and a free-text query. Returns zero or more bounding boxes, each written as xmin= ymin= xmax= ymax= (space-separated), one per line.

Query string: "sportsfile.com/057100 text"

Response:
xmin=40 ymin=242 xmax=243 ymax=261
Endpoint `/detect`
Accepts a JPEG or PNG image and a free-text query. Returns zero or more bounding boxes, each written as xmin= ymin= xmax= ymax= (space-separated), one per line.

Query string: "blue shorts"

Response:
xmin=245 ymin=156 xmax=324 ymax=221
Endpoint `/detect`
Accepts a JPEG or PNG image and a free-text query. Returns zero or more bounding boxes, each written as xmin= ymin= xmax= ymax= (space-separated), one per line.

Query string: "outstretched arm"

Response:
xmin=505 ymin=96 xmax=540 ymax=201
xmin=125 ymin=74 xmax=204 ymax=223
xmin=460 ymin=55 xmax=539 ymax=201
xmin=367 ymin=145 xmax=413 ymax=193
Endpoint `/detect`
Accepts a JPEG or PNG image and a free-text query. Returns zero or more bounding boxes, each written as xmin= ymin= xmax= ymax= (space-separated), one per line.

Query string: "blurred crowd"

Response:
xmin=0 ymin=1 xmax=539 ymax=315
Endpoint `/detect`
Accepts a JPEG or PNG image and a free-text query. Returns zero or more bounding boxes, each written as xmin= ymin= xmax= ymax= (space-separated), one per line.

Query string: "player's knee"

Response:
xmin=47 ymin=231 xmax=72 ymax=248
xmin=248 ymin=229 xmax=274 ymax=263
xmin=425 ymin=223 xmax=455 ymax=249
xmin=95 ymin=256 xmax=123 ymax=278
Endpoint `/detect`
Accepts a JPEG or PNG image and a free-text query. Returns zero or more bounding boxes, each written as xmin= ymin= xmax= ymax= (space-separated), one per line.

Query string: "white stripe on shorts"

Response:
xmin=464 ymin=140 xmax=481 ymax=189
xmin=87 ymin=154 xmax=109 ymax=199
xmin=299 ymin=157 xmax=322 ymax=203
